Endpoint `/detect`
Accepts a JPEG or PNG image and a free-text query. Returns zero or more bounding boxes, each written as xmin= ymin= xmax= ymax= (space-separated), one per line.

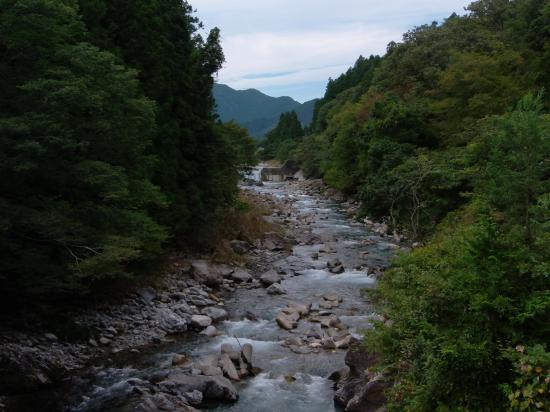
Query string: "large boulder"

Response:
xmin=190 ymin=315 xmax=212 ymax=329
xmin=158 ymin=372 xmax=238 ymax=403
xmin=344 ymin=375 xmax=390 ymax=412
xmin=276 ymin=313 xmax=297 ymax=330
xmin=190 ymin=260 xmax=223 ymax=287
xmin=267 ymin=283 xmax=287 ymax=295
xmin=262 ymin=232 xmax=287 ymax=251
xmin=260 ymin=269 xmax=281 ymax=286
xmin=201 ymin=307 xmax=228 ymax=322
xmin=154 ymin=308 xmax=188 ymax=334
xmin=135 ymin=392 xmax=199 ymax=412
xmin=230 ymin=270 xmax=252 ymax=283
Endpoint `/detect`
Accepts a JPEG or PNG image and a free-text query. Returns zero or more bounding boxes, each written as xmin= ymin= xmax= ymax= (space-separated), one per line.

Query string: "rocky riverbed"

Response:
xmin=0 ymin=178 xmax=403 ymax=412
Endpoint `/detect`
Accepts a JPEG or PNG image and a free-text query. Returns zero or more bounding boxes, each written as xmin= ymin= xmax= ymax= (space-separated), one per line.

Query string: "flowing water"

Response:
xmin=64 ymin=180 xmax=397 ymax=412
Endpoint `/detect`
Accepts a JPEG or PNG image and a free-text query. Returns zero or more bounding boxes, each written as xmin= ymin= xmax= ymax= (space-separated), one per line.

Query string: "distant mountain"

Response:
xmin=213 ymin=83 xmax=317 ymax=138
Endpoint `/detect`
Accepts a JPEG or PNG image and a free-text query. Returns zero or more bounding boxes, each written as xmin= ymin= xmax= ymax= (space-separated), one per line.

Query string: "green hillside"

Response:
xmin=213 ymin=83 xmax=317 ymax=137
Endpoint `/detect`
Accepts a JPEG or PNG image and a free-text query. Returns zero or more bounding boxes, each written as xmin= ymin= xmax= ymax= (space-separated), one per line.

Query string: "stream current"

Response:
xmin=69 ymin=180 xmax=397 ymax=412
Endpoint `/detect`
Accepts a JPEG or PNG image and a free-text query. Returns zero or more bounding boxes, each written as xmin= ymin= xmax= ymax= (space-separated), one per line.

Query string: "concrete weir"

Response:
xmin=260 ymin=160 xmax=302 ymax=182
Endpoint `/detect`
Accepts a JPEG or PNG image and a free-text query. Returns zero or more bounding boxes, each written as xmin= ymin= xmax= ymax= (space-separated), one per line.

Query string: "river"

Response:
xmin=61 ymin=179 xmax=397 ymax=412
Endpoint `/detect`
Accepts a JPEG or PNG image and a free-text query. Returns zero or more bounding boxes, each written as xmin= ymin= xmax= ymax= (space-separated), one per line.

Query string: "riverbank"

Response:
xmin=1 ymin=179 xmax=403 ymax=412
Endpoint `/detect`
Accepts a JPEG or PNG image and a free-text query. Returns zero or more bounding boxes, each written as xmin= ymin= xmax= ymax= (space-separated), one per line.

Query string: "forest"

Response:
xmin=0 ymin=0 xmax=256 ymax=300
xmin=262 ymin=0 xmax=550 ymax=410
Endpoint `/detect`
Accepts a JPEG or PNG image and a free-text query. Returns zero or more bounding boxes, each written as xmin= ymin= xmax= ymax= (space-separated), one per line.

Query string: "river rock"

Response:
xmin=262 ymin=232 xmax=287 ymax=251
xmin=342 ymin=374 xmax=389 ymax=412
xmin=287 ymin=302 xmax=311 ymax=316
xmin=190 ymin=315 xmax=212 ymax=329
xmin=323 ymin=293 xmax=341 ymax=302
xmin=200 ymin=325 xmax=218 ymax=337
xmin=188 ymin=295 xmax=214 ymax=307
xmin=201 ymin=307 xmax=228 ymax=322
xmin=231 ymin=270 xmax=252 ymax=283
xmin=266 ymin=283 xmax=287 ymax=295
xmin=260 ymin=269 xmax=281 ymax=286
xmin=334 ymin=334 xmax=352 ymax=349
xmin=200 ymin=365 xmax=223 ymax=376
xmin=136 ymin=392 xmax=198 ymax=412
xmin=220 ymin=354 xmax=240 ymax=381
xmin=172 ymin=354 xmax=190 ymax=366
xmin=276 ymin=313 xmax=297 ymax=330
xmin=241 ymin=344 xmax=253 ymax=365
xmin=158 ymin=372 xmax=238 ymax=403
xmin=173 ymin=302 xmax=196 ymax=316
xmin=184 ymin=390 xmax=203 ymax=406
xmin=155 ymin=308 xmax=188 ymax=333
xmin=330 ymin=265 xmax=345 ymax=274
xmin=191 ymin=260 xmax=223 ymax=286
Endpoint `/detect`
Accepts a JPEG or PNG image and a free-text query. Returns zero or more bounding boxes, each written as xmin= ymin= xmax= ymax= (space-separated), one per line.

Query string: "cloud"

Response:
xmin=191 ymin=0 xmax=473 ymax=101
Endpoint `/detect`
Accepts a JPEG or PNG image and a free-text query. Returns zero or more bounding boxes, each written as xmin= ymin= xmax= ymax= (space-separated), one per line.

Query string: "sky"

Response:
xmin=191 ymin=0 xmax=473 ymax=102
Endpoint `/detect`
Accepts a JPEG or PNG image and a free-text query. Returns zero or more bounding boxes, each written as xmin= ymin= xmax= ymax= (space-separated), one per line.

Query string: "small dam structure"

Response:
xmin=260 ymin=160 xmax=301 ymax=182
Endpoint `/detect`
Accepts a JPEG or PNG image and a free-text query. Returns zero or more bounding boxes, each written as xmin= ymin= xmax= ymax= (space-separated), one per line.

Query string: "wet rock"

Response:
xmin=184 ymin=390 xmax=203 ymax=406
xmin=172 ymin=354 xmax=190 ymax=366
xmin=289 ymin=345 xmax=314 ymax=354
xmin=345 ymin=341 xmax=379 ymax=375
xmin=241 ymin=344 xmax=253 ymax=366
xmin=330 ymin=265 xmax=345 ymax=274
xmin=200 ymin=365 xmax=223 ymax=376
xmin=345 ymin=375 xmax=390 ymax=412
xmin=190 ymin=315 xmax=212 ymax=329
xmin=220 ymin=354 xmax=240 ymax=381
xmin=230 ymin=270 xmax=252 ymax=283
xmin=200 ymin=325 xmax=218 ymax=337
xmin=260 ymin=269 xmax=281 ymax=286
xmin=321 ymin=338 xmax=337 ymax=350
xmin=159 ymin=372 xmax=238 ymax=403
xmin=276 ymin=313 xmax=297 ymax=330
xmin=327 ymin=258 xmax=342 ymax=269
xmin=136 ymin=392 xmax=198 ymax=412
xmin=287 ymin=302 xmax=311 ymax=316
xmin=245 ymin=311 xmax=260 ymax=321
xmin=266 ymin=283 xmax=287 ymax=295
xmin=323 ymin=293 xmax=341 ymax=302
xmin=284 ymin=337 xmax=304 ymax=347
xmin=200 ymin=307 xmax=228 ymax=322
xmin=220 ymin=343 xmax=235 ymax=355
xmin=334 ymin=334 xmax=352 ymax=350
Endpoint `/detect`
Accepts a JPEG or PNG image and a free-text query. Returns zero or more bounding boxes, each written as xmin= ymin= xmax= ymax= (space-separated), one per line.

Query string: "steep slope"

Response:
xmin=213 ymin=83 xmax=317 ymax=137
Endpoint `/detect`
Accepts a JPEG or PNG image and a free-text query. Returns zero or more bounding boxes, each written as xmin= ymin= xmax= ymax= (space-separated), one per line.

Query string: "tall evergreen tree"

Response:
xmin=0 ymin=0 xmax=167 ymax=296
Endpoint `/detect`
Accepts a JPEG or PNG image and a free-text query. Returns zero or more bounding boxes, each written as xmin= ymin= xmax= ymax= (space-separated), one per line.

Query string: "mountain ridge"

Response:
xmin=213 ymin=83 xmax=317 ymax=138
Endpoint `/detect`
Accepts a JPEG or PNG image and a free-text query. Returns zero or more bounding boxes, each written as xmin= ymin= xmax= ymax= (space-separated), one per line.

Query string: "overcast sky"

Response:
xmin=191 ymin=0 xmax=473 ymax=102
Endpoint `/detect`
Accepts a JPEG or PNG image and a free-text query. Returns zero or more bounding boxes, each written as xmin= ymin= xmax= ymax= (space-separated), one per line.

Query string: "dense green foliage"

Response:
xmin=261 ymin=111 xmax=304 ymax=161
xmin=0 ymin=0 xmax=254 ymax=298
xmin=282 ymin=0 xmax=549 ymax=410
xmin=369 ymin=94 xmax=549 ymax=411
xmin=213 ymin=83 xmax=316 ymax=138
